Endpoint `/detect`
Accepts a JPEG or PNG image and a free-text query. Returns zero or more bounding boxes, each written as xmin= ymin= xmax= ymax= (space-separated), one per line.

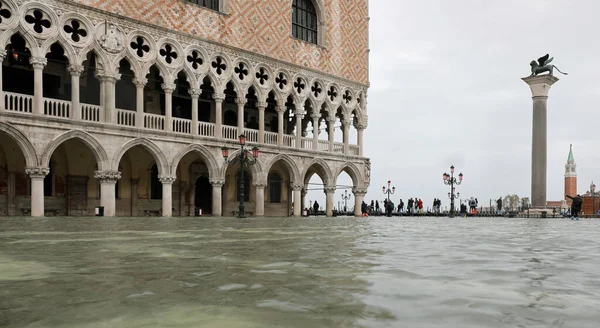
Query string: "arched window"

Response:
xmin=150 ymin=164 xmax=162 ymax=200
xmin=268 ymin=172 xmax=283 ymax=203
xmin=236 ymin=170 xmax=250 ymax=202
xmin=186 ymin=0 xmax=219 ymax=11
xmin=292 ymin=0 xmax=318 ymax=44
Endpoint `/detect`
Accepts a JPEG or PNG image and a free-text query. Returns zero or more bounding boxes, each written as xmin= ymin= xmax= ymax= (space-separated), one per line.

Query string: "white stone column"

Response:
xmin=213 ymin=93 xmax=225 ymax=139
xmin=353 ymin=188 xmax=367 ymax=217
xmin=295 ymin=109 xmax=303 ymax=149
xmin=328 ymin=118 xmax=335 ymax=152
xmin=189 ymin=88 xmax=201 ymax=135
xmin=312 ymin=113 xmax=320 ymax=150
xmin=134 ymin=78 xmax=147 ymax=128
xmin=357 ymin=125 xmax=365 ymax=157
xmin=292 ymin=184 xmax=303 ymax=217
xmin=522 ymin=75 xmax=559 ymax=209
xmin=101 ymin=74 xmax=120 ymax=124
xmin=277 ymin=106 xmax=285 ymax=147
xmin=342 ymin=119 xmax=350 ymax=154
xmin=68 ymin=65 xmax=84 ymax=120
xmin=30 ymin=57 xmax=47 ymax=116
xmin=254 ymin=182 xmax=266 ymax=217
xmin=159 ymin=175 xmax=176 ymax=217
xmin=325 ymin=186 xmax=335 ymax=217
xmin=26 ymin=167 xmax=49 ymax=217
xmin=0 ymin=50 xmax=6 ymax=110
xmin=257 ymin=101 xmax=266 ymax=144
xmin=162 ymin=83 xmax=175 ymax=132
xmin=96 ymin=74 xmax=106 ymax=120
xmin=236 ymin=98 xmax=246 ymax=136
xmin=94 ymin=171 xmax=121 ymax=217
xmin=210 ymin=179 xmax=224 ymax=216
xmin=301 ymin=189 xmax=307 ymax=213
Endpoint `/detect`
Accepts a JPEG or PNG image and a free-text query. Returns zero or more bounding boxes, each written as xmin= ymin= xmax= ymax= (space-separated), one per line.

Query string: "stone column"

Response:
xmin=134 ymin=78 xmax=147 ymax=128
xmin=257 ymin=101 xmax=267 ymax=144
xmin=179 ymin=181 xmax=188 ymax=216
xmin=131 ymin=178 xmax=139 ymax=216
xmin=30 ymin=57 xmax=47 ymax=116
xmin=7 ymin=172 xmax=15 ymax=216
xmin=522 ymin=75 xmax=559 ymax=208
xmin=162 ymin=83 xmax=175 ymax=132
xmin=102 ymin=74 xmax=119 ymax=124
xmin=210 ymin=179 xmax=224 ymax=216
xmin=236 ymin=98 xmax=246 ymax=136
xmin=26 ymin=167 xmax=49 ymax=217
xmin=353 ymin=188 xmax=367 ymax=217
xmin=277 ymin=106 xmax=285 ymax=147
xmin=213 ymin=93 xmax=225 ymax=139
xmin=301 ymin=189 xmax=307 ymax=213
xmin=357 ymin=125 xmax=365 ymax=157
xmin=292 ymin=184 xmax=303 ymax=217
xmin=254 ymin=182 xmax=267 ymax=216
xmin=312 ymin=113 xmax=320 ymax=150
xmin=342 ymin=119 xmax=350 ymax=154
xmin=96 ymin=74 xmax=106 ymax=115
xmin=325 ymin=186 xmax=336 ymax=217
xmin=94 ymin=171 xmax=121 ymax=217
xmin=295 ymin=109 xmax=304 ymax=149
xmin=68 ymin=65 xmax=84 ymax=120
xmin=189 ymin=88 xmax=201 ymax=135
xmin=328 ymin=118 xmax=335 ymax=152
xmin=159 ymin=175 xmax=176 ymax=217
xmin=0 ymin=50 xmax=5 ymax=110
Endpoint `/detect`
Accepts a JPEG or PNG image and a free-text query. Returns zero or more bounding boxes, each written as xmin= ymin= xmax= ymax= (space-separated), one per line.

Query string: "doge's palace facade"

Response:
xmin=0 ymin=0 xmax=370 ymax=217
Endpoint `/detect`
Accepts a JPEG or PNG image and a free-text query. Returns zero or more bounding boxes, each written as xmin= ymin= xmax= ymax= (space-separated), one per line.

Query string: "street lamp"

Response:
xmin=222 ymin=134 xmax=259 ymax=218
xmin=591 ymin=181 xmax=597 ymax=218
xmin=341 ymin=189 xmax=352 ymax=213
xmin=382 ymin=180 xmax=395 ymax=201
xmin=443 ymin=165 xmax=463 ymax=218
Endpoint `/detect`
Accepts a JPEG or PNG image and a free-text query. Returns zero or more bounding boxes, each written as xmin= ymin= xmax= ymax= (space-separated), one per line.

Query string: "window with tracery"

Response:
xmin=292 ymin=0 xmax=318 ymax=44
xmin=186 ymin=0 xmax=219 ymax=11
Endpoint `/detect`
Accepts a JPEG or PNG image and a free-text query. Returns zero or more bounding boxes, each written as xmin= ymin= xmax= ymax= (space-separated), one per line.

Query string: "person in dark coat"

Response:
xmin=566 ymin=195 xmax=583 ymax=218
xmin=313 ymin=201 xmax=319 ymax=216
xmin=361 ymin=201 xmax=368 ymax=217
xmin=407 ymin=198 xmax=414 ymax=214
xmin=497 ymin=197 xmax=503 ymax=215
xmin=375 ymin=200 xmax=380 ymax=214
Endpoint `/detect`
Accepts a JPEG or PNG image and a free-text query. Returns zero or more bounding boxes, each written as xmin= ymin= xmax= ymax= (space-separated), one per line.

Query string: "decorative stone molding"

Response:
xmin=291 ymin=183 xmax=303 ymax=191
xmin=188 ymin=88 xmax=202 ymax=97
xmin=324 ymin=186 xmax=336 ymax=193
xmin=158 ymin=175 xmax=177 ymax=184
xmin=252 ymin=182 xmax=268 ymax=188
xmin=0 ymin=50 xmax=7 ymax=61
xmin=209 ymin=178 xmax=225 ymax=187
xmin=275 ymin=105 xmax=286 ymax=114
xmin=96 ymin=21 xmax=126 ymax=54
xmin=94 ymin=171 xmax=122 ymax=183
xmin=29 ymin=57 xmax=47 ymax=69
xmin=256 ymin=101 xmax=267 ymax=109
xmin=212 ymin=93 xmax=226 ymax=102
xmin=235 ymin=98 xmax=247 ymax=106
xmin=67 ymin=64 xmax=85 ymax=75
xmin=25 ymin=167 xmax=49 ymax=178
xmin=352 ymin=188 xmax=368 ymax=195
xmin=133 ymin=78 xmax=148 ymax=87
xmin=161 ymin=83 xmax=176 ymax=93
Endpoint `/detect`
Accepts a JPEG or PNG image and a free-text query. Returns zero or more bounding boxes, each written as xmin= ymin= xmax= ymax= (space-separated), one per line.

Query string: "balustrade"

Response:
xmin=318 ymin=139 xmax=329 ymax=151
xmin=349 ymin=145 xmax=360 ymax=156
xmin=222 ymin=125 xmax=238 ymax=140
xmin=116 ymin=109 xmax=135 ymax=127
xmin=198 ymin=121 xmax=215 ymax=137
xmin=81 ymin=104 xmax=101 ymax=122
xmin=173 ymin=117 xmax=191 ymax=134
xmin=245 ymin=129 xmax=259 ymax=143
xmin=282 ymin=135 xmax=295 ymax=148
xmin=4 ymin=92 xmax=33 ymax=113
xmin=264 ymin=131 xmax=278 ymax=146
xmin=43 ymin=98 xmax=70 ymax=119
xmin=144 ymin=113 xmax=165 ymax=131
xmin=333 ymin=142 xmax=344 ymax=153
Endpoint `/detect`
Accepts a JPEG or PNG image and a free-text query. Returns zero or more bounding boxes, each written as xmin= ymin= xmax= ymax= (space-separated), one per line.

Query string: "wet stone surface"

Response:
xmin=0 ymin=217 xmax=599 ymax=327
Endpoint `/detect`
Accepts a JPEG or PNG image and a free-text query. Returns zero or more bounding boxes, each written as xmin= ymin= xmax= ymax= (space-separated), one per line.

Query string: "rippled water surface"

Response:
xmin=1 ymin=217 xmax=599 ymax=327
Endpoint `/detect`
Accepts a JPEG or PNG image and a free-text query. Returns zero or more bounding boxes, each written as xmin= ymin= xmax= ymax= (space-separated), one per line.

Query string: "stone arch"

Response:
xmin=302 ymin=158 xmax=333 ymax=186
xmin=142 ymin=59 xmax=172 ymax=83
xmin=335 ymin=162 xmax=363 ymax=188
xmin=1 ymin=28 xmax=41 ymax=57
xmin=170 ymin=144 xmax=220 ymax=179
xmin=40 ymin=38 xmax=77 ymax=64
xmin=220 ymin=149 xmax=262 ymax=179
xmin=112 ymin=138 xmax=169 ymax=175
xmin=0 ymin=122 xmax=38 ymax=168
xmin=114 ymin=52 xmax=144 ymax=79
xmin=263 ymin=154 xmax=300 ymax=184
xmin=41 ymin=130 xmax=109 ymax=170
xmin=78 ymin=46 xmax=109 ymax=71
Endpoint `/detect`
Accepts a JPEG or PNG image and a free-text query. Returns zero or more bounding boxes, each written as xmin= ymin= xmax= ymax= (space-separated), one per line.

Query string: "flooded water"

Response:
xmin=1 ymin=217 xmax=599 ymax=327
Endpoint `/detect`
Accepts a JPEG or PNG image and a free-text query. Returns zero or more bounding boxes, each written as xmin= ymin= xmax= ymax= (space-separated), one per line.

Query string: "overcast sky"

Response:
xmin=308 ymin=0 xmax=599 ymax=210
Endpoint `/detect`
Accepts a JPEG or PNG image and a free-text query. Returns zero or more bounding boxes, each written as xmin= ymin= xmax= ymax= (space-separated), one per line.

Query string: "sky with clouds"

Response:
xmin=307 ymin=0 xmax=599 ymax=210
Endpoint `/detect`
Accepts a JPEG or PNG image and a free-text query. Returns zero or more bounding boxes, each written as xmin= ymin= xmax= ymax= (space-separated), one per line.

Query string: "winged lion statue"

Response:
xmin=529 ymin=54 xmax=568 ymax=77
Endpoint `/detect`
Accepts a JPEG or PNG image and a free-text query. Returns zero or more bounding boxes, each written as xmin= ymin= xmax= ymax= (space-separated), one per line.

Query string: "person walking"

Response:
xmin=566 ymin=194 xmax=583 ymax=219
xmin=375 ymin=200 xmax=380 ymax=214
xmin=417 ymin=198 xmax=423 ymax=214
xmin=313 ymin=201 xmax=319 ymax=216
xmin=407 ymin=198 xmax=414 ymax=214
xmin=361 ymin=201 xmax=369 ymax=217
xmin=398 ymin=199 xmax=404 ymax=213
xmin=496 ymin=197 xmax=503 ymax=215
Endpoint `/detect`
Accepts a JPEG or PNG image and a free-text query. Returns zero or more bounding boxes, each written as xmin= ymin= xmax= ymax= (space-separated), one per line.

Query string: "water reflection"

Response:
xmin=0 ymin=217 xmax=599 ymax=327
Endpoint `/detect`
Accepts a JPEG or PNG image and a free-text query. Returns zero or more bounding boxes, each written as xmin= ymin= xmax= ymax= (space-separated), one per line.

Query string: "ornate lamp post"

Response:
xmin=222 ymin=134 xmax=259 ymax=218
xmin=382 ymin=180 xmax=395 ymax=201
xmin=443 ymin=165 xmax=463 ymax=218
xmin=591 ymin=181 xmax=596 ymax=218
xmin=341 ymin=189 xmax=352 ymax=213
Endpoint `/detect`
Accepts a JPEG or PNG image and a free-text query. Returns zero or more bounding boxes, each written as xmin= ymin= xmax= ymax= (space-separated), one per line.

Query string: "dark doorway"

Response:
xmin=194 ymin=176 xmax=212 ymax=214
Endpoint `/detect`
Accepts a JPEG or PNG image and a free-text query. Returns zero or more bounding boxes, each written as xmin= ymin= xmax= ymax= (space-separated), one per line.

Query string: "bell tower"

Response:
xmin=564 ymin=144 xmax=577 ymax=205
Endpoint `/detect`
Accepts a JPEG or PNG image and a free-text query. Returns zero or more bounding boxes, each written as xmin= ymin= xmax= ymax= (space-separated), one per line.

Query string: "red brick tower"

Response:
xmin=564 ymin=144 xmax=577 ymax=205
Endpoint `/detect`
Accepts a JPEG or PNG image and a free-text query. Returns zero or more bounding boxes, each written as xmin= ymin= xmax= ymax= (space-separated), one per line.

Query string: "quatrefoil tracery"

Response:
xmin=63 ymin=20 xmax=87 ymax=42
xmin=187 ymin=50 xmax=203 ymax=70
xmin=211 ymin=56 xmax=226 ymax=75
xmin=130 ymin=36 xmax=150 ymax=58
xmin=294 ymin=78 xmax=305 ymax=94
xmin=255 ymin=68 xmax=268 ymax=85
xmin=311 ymin=82 xmax=322 ymax=97
xmin=159 ymin=44 xmax=178 ymax=64
xmin=25 ymin=9 xmax=51 ymax=34
xmin=275 ymin=73 xmax=287 ymax=90
xmin=328 ymin=86 xmax=338 ymax=101
xmin=234 ymin=62 xmax=248 ymax=80
xmin=0 ymin=2 xmax=12 ymax=24
xmin=343 ymin=90 xmax=352 ymax=104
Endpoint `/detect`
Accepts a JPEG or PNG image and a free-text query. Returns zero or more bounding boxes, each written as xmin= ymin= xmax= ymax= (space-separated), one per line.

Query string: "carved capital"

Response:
xmin=96 ymin=72 xmax=121 ymax=82
xmin=25 ymin=167 xmax=49 ymax=179
xmin=253 ymin=182 xmax=268 ymax=188
xmin=161 ymin=83 xmax=176 ymax=93
xmin=158 ymin=175 xmax=177 ymax=184
xmin=356 ymin=123 xmax=367 ymax=130
xmin=188 ymin=88 xmax=201 ymax=97
xmin=327 ymin=117 xmax=336 ymax=124
xmin=67 ymin=64 xmax=85 ymax=76
xmin=210 ymin=178 xmax=225 ymax=187
xmin=235 ymin=98 xmax=247 ymax=106
xmin=213 ymin=93 xmax=226 ymax=102
xmin=291 ymin=183 xmax=303 ymax=191
xmin=310 ymin=112 xmax=321 ymax=120
xmin=353 ymin=188 xmax=368 ymax=195
xmin=0 ymin=49 xmax=6 ymax=61
xmin=29 ymin=57 xmax=47 ymax=69
xmin=276 ymin=105 xmax=286 ymax=114
xmin=133 ymin=78 xmax=148 ymax=88
xmin=257 ymin=101 xmax=268 ymax=109
xmin=94 ymin=171 xmax=122 ymax=183
xmin=324 ymin=186 xmax=336 ymax=193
